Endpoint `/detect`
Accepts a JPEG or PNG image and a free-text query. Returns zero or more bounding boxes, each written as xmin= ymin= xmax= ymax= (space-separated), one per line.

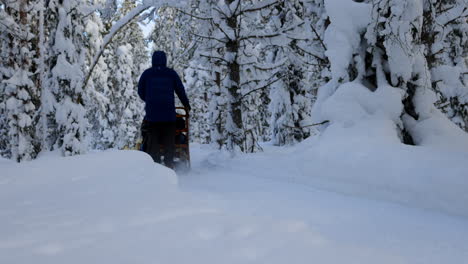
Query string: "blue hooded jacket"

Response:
xmin=138 ymin=51 xmax=190 ymax=122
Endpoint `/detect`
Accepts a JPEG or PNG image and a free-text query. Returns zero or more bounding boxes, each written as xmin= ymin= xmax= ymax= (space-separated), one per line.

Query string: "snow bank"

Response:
xmin=296 ymin=133 xmax=468 ymax=218
xmin=404 ymin=87 xmax=468 ymax=151
xmin=0 ymin=150 xmax=177 ymax=202
xmin=0 ymin=150 xmax=182 ymax=263
xmin=321 ymin=82 xmax=403 ymax=143
xmin=307 ymin=82 xmax=468 ymax=217
xmin=202 ymin=135 xmax=468 ymax=218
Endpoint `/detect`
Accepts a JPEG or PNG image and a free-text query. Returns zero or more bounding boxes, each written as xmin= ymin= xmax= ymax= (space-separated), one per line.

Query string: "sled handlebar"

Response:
xmin=176 ymin=106 xmax=189 ymax=116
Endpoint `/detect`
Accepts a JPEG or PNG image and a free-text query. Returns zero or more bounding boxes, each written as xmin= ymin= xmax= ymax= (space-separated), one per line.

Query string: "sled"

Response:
xmin=134 ymin=106 xmax=191 ymax=171
xmin=174 ymin=106 xmax=191 ymax=171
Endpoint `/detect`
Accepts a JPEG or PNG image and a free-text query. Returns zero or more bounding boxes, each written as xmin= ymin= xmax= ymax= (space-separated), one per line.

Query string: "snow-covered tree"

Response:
xmin=422 ymin=0 xmax=468 ymax=132
xmin=184 ymin=60 xmax=211 ymax=144
xmin=89 ymin=0 xmax=148 ymax=150
xmin=0 ymin=1 xmax=42 ymax=161
xmin=84 ymin=8 xmax=115 ymax=150
xmin=0 ymin=5 xmax=9 ymax=157
xmin=310 ymin=0 xmax=467 ymax=150
xmin=45 ymin=0 xmax=92 ymax=156
xmin=149 ymin=5 xmax=196 ymax=74
xmin=190 ymin=0 xmax=303 ymax=153
xmin=266 ymin=0 xmax=328 ymax=145
xmin=113 ymin=44 xmax=143 ymax=149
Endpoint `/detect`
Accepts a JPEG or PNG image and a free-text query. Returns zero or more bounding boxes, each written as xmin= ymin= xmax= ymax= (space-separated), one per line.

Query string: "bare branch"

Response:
xmin=310 ymin=23 xmax=326 ymax=50
xmin=175 ymin=7 xmax=212 ymax=20
xmin=290 ymin=42 xmax=328 ymax=63
xmin=189 ymin=31 xmax=228 ymax=43
xmin=240 ymin=75 xmax=284 ymax=100
xmin=240 ymin=32 xmax=281 ymax=41
xmin=241 ymin=0 xmax=279 ymax=13
xmin=212 ymin=20 xmax=234 ymax=41
xmin=283 ymin=120 xmax=330 ymax=129
xmin=240 ymin=22 xmax=304 ymax=41
xmin=200 ymin=54 xmax=230 ymax=64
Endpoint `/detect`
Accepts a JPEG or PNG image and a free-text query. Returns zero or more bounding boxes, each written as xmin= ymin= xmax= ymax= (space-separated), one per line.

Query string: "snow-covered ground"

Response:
xmin=1 ymin=143 xmax=468 ymax=263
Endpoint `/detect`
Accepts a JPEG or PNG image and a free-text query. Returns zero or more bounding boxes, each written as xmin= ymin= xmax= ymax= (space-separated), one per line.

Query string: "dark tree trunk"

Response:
xmin=225 ymin=0 xmax=245 ymax=151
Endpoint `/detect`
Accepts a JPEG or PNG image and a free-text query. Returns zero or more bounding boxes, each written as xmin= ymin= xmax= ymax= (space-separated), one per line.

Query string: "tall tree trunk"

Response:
xmin=225 ymin=1 xmax=245 ymax=152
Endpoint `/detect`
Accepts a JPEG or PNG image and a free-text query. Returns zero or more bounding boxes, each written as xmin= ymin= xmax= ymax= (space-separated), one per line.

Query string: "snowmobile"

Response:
xmin=135 ymin=106 xmax=191 ymax=171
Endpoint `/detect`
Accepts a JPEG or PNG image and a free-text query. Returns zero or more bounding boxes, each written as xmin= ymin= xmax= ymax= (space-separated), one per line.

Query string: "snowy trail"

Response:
xmin=1 ymin=147 xmax=468 ymax=263
xmin=180 ymin=144 xmax=468 ymax=263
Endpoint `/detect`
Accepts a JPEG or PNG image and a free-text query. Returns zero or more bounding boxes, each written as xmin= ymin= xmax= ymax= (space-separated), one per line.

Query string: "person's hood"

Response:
xmin=152 ymin=51 xmax=167 ymax=67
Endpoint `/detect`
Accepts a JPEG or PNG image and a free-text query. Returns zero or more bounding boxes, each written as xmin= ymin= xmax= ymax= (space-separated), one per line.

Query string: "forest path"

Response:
xmin=178 ymin=144 xmax=468 ymax=263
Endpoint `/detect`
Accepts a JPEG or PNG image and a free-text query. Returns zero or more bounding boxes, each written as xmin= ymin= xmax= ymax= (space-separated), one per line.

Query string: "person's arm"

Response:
xmin=173 ymin=71 xmax=191 ymax=110
xmin=138 ymin=71 xmax=146 ymax=102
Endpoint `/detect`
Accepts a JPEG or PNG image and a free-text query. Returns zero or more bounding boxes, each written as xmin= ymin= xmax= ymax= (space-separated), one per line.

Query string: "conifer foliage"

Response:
xmin=0 ymin=0 xmax=148 ymax=160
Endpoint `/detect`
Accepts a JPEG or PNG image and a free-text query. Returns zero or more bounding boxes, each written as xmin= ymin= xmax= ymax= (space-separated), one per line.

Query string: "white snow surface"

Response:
xmin=1 ymin=143 xmax=468 ymax=263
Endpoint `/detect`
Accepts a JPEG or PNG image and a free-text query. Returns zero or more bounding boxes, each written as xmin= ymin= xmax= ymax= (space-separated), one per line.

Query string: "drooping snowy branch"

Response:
xmin=82 ymin=0 xmax=190 ymax=91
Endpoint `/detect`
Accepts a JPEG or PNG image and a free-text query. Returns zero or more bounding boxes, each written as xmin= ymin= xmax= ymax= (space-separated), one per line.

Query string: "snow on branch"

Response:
xmin=240 ymin=22 xmax=304 ymax=41
xmin=241 ymin=0 xmax=279 ymax=13
xmin=240 ymin=75 xmax=285 ymax=100
xmin=0 ymin=9 xmax=32 ymax=41
xmin=253 ymin=58 xmax=288 ymax=71
xmin=174 ymin=7 xmax=212 ymax=21
xmin=283 ymin=120 xmax=330 ymax=129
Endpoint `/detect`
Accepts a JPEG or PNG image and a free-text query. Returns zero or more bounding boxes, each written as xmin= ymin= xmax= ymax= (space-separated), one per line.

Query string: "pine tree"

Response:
xmin=46 ymin=0 xmax=91 ymax=156
xmin=265 ymin=0 xmax=327 ymax=145
xmin=356 ymin=0 xmax=467 ymax=145
xmin=113 ymin=43 xmax=142 ymax=149
xmin=84 ymin=8 xmax=115 ymax=150
xmin=0 ymin=1 xmax=42 ymax=161
xmin=423 ymin=0 xmax=468 ymax=132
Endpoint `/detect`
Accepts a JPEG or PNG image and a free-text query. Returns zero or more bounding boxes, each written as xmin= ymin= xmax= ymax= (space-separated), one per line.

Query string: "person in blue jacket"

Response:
xmin=138 ymin=51 xmax=191 ymax=168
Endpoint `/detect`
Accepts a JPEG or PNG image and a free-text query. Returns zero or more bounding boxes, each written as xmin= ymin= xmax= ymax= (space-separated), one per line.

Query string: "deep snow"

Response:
xmin=1 ymin=143 xmax=468 ymax=263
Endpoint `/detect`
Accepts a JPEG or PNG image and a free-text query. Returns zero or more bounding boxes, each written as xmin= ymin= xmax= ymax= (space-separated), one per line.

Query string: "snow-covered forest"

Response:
xmin=2 ymin=1 xmax=468 ymax=263
xmin=1 ymin=0 xmax=467 ymax=162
